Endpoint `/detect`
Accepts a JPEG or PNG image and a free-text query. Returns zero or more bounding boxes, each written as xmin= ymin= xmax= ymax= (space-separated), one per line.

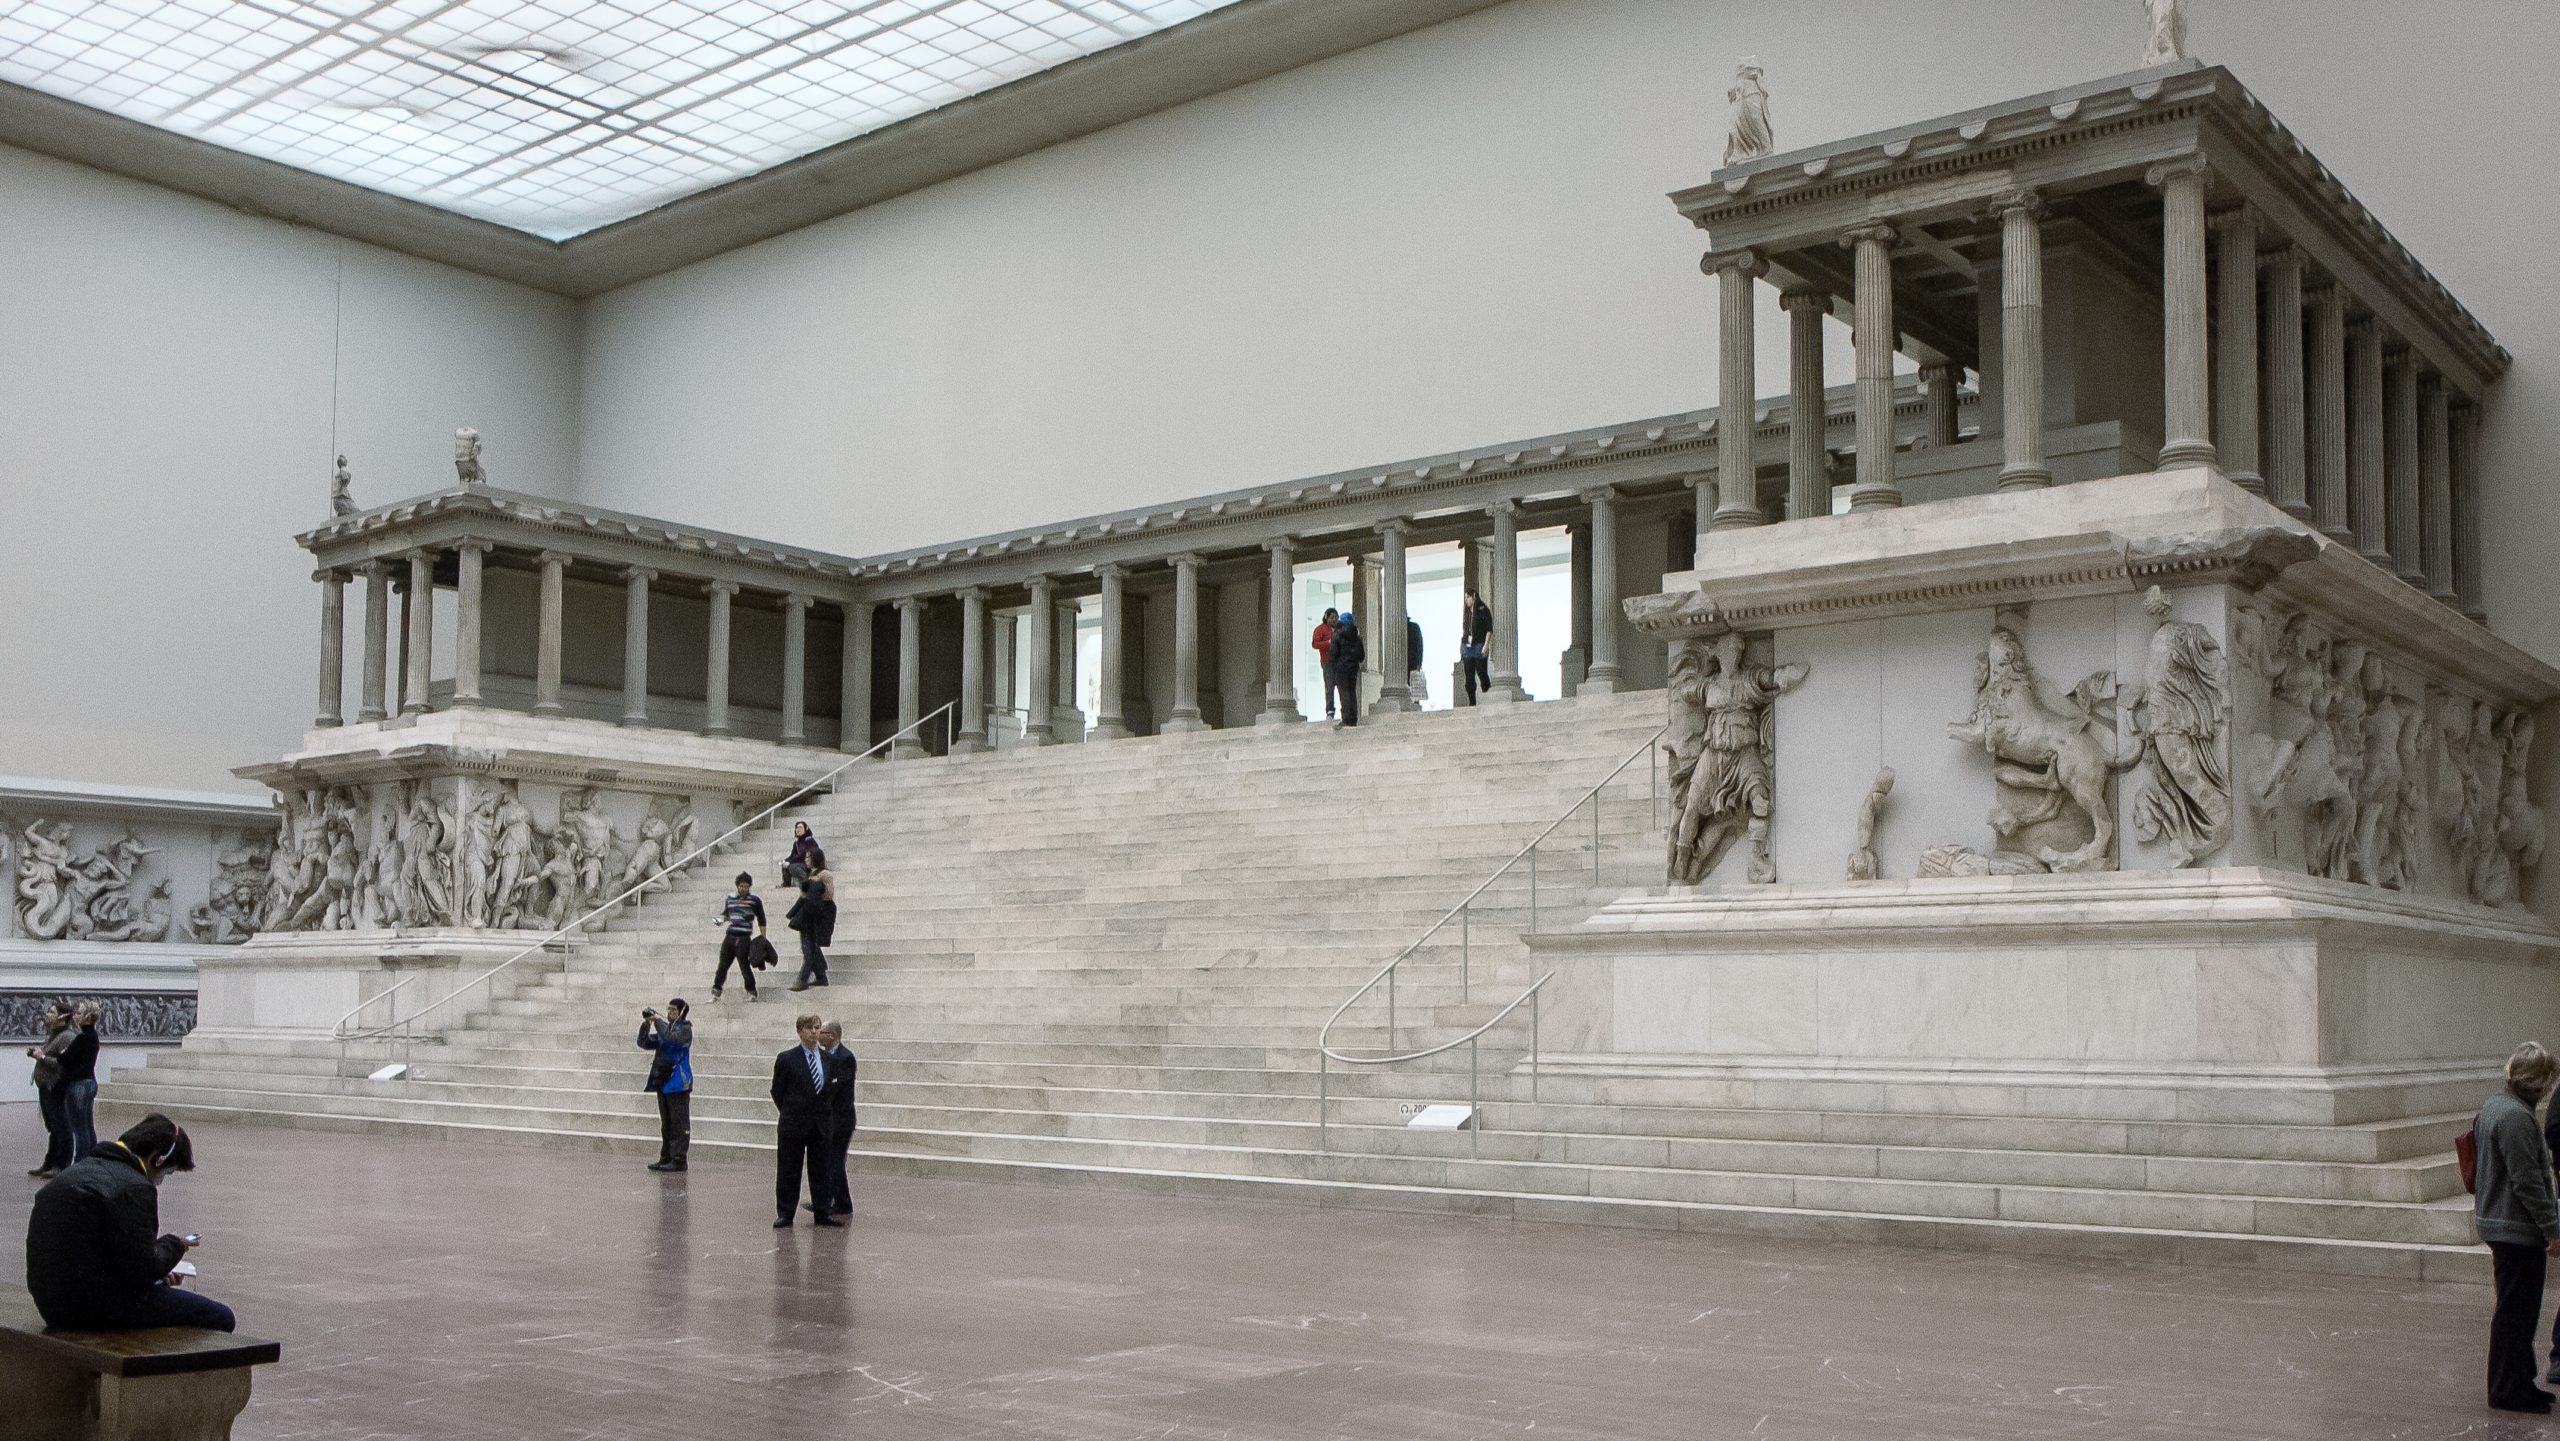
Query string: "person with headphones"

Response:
xmin=24 ymin=1113 xmax=235 ymax=1332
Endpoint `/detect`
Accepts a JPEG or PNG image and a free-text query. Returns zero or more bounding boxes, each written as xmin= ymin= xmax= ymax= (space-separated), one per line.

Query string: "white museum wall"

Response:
xmin=0 ymin=143 xmax=582 ymax=793
xmin=571 ymin=0 xmax=2560 ymax=668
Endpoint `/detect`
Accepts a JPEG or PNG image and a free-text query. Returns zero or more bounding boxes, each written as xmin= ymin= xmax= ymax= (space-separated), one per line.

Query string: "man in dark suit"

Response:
xmin=769 ymin=1014 xmax=841 ymax=1228
xmin=810 ymin=1019 xmax=859 ymax=1219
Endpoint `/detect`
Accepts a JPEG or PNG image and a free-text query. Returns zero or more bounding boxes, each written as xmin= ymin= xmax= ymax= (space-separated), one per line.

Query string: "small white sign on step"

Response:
xmin=367 ymin=1063 xmax=409 ymax=1082
xmin=1407 ymin=1104 xmax=1475 ymax=1131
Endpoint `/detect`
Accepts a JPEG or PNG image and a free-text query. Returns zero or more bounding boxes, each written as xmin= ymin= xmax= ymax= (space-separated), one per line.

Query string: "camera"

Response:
xmin=642 ymin=1007 xmax=657 ymax=1018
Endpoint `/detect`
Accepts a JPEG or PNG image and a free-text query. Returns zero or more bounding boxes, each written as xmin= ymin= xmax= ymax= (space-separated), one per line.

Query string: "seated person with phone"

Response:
xmin=24 ymin=1113 xmax=235 ymax=1332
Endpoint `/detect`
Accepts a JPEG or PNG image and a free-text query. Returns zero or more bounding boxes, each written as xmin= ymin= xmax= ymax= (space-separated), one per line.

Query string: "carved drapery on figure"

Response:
xmin=1943 ymin=620 xmax=2128 ymax=873
xmin=2127 ymin=586 xmax=2230 ymax=866
xmin=2139 ymin=0 xmax=2186 ymax=67
xmin=329 ymin=455 xmax=356 ymax=517
xmin=1845 ymin=769 xmax=1895 ymax=880
xmin=1723 ymin=61 xmax=1772 ymax=166
xmin=1665 ymin=632 xmax=1805 ymax=885
xmin=453 ymin=427 xmax=485 ymax=486
xmin=11 ymin=821 xmax=172 ymax=943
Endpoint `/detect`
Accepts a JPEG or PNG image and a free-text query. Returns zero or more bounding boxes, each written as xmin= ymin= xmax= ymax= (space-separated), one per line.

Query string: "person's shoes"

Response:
xmin=810 ymin=979 xmax=827 ymax=987
xmin=647 ymin=1160 xmax=683 ymax=1172
xmin=2491 ymin=1389 xmax=2557 ymax=1414
xmin=789 ymin=981 xmax=809 ymax=992
xmin=773 ymin=1216 xmax=793 ymax=1228
xmin=710 ymin=989 xmax=722 ymax=1002
xmin=744 ymin=991 xmax=758 ymax=1002
xmin=826 ymin=1206 xmax=852 ymax=1218
xmin=28 ymin=1167 xmax=57 ymax=1178
xmin=812 ymin=1214 xmax=844 ymax=1228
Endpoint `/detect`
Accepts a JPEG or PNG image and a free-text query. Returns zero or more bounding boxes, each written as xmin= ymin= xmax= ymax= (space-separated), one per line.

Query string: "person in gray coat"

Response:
xmin=2475 ymin=1040 xmax=2560 ymax=1413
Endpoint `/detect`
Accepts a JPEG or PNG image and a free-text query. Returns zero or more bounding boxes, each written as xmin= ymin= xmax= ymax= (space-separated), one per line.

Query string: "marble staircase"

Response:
xmin=105 ymin=690 xmax=2484 ymax=1282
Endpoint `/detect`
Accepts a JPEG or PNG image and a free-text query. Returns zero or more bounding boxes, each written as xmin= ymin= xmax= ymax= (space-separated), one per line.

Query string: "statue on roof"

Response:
xmin=2139 ymin=0 xmax=2187 ymax=67
xmin=1724 ymin=60 xmax=1772 ymax=167
xmin=330 ymin=455 xmax=356 ymax=516
xmin=453 ymin=427 xmax=486 ymax=486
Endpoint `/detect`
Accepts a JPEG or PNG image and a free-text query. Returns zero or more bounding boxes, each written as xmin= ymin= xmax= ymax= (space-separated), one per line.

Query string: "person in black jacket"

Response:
xmin=786 ymin=850 xmax=837 ymax=993
xmin=1329 ymin=612 xmax=1366 ymax=729
xmin=811 ymin=1019 xmax=859 ymax=1219
xmin=637 ymin=998 xmax=693 ymax=1173
xmin=1461 ymin=590 xmax=1494 ymax=704
xmin=1406 ymin=617 xmax=1426 ymax=704
xmin=770 ymin=1015 xmax=844 ymax=1228
xmin=60 ymin=1002 xmax=102 ymax=1162
xmin=25 ymin=1113 xmax=233 ymax=1332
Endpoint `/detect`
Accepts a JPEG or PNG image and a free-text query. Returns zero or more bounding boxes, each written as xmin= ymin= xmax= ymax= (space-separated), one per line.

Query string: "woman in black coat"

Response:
xmin=787 ymin=848 xmax=839 ymax=992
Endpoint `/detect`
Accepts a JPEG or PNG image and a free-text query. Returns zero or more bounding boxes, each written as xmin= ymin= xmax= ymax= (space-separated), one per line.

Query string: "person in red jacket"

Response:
xmin=1310 ymin=607 xmax=1339 ymax=720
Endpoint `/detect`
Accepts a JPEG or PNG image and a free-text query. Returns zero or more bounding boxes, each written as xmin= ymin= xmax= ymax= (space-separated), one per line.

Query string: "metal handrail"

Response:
xmin=1314 ymin=723 xmax=1665 ymax=1153
xmin=331 ymin=700 xmax=959 ymax=1046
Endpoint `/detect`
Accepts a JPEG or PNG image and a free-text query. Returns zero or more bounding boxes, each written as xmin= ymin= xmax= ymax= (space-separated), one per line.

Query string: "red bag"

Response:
xmin=2457 ymin=1127 xmax=2479 ymax=1194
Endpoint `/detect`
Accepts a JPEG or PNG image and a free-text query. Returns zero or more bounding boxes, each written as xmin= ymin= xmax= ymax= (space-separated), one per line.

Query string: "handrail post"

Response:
xmin=1529 ymin=842 xmax=1539 ymax=932
xmin=1387 ymin=968 xmax=1396 ymax=1054
xmin=1591 ymin=789 xmax=1602 ymax=883
xmin=1461 ymin=906 xmax=1470 ymax=1001
xmin=1470 ymin=1036 xmax=1481 ymax=1159
xmin=1318 ymin=1048 xmax=1328 ymax=1152
xmin=1532 ymin=986 xmax=1541 ymax=1103
xmin=1650 ymin=740 xmax=1660 ymax=832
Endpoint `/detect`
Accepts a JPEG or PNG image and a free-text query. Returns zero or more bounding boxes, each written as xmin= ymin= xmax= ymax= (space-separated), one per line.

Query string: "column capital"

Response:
xmin=455 ymin=538 xmax=495 ymax=556
xmin=1701 ymin=246 xmax=1763 ymax=278
xmin=2417 ymin=370 xmax=2445 ymax=397
xmin=2144 ymin=153 xmax=2210 ymax=188
xmin=1025 ymin=572 xmax=1054 ymax=593
xmin=781 ymin=591 xmax=813 ymax=611
xmin=313 ymin=567 xmax=344 ymax=585
xmin=703 ymin=579 xmax=740 ymax=598
xmin=1367 ymin=520 xmax=1408 ymax=540
xmin=956 ymin=585 xmax=989 ymax=603
xmin=894 ymin=593 xmax=925 ymax=613
xmin=1778 ymin=287 xmax=1829 ymax=314
xmin=1260 ymin=535 xmax=1297 ymax=554
xmin=1094 ymin=562 xmax=1127 ymax=581
xmin=620 ymin=565 xmax=658 ymax=584
xmin=399 ymin=546 xmax=434 ymax=564
xmin=535 ymin=548 xmax=572 ymax=568
xmin=356 ymin=558 xmax=389 ymax=579
xmin=2306 ymin=284 xmax=2347 ymax=316
xmin=2345 ymin=314 xmax=2378 ymax=341
xmin=1991 ymin=187 xmax=2046 ymax=220
xmin=2257 ymin=241 xmax=2303 ymax=274
xmin=1917 ymin=360 xmax=1957 ymax=382
xmin=1167 ymin=550 xmax=1207 ymax=568
xmin=1486 ymin=498 xmax=1522 ymax=520
xmin=2206 ymin=200 xmax=2255 ymax=231
xmin=1577 ymin=485 xmax=1619 ymax=506
xmin=1840 ymin=221 xmax=1898 ymax=249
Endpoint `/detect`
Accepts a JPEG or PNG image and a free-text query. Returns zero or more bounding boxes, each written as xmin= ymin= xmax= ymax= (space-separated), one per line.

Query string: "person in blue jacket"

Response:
xmin=638 ymin=998 xmax=694 ymax=1173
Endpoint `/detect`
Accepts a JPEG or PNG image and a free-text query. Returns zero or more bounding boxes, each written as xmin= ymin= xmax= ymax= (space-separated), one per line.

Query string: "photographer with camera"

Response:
xmin=637 ymin=998 xmax=694 ymax=1173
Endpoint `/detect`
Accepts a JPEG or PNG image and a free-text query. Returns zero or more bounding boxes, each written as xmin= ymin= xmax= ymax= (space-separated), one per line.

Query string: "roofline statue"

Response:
xmin=1724 ymin=59 xmax=1772 ymax=167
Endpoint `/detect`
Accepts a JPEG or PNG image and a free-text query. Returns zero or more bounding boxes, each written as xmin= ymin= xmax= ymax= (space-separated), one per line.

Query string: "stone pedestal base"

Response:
xmin=1533 ymin=870 xmax=2560 ymax=1125
xmin=192 ymin=928 xmax=574 ymax=1044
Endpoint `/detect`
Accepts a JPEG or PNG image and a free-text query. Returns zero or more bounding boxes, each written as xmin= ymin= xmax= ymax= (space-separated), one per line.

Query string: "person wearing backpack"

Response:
xmin=2475 ymin=1041 xmax=2560 ymax=1413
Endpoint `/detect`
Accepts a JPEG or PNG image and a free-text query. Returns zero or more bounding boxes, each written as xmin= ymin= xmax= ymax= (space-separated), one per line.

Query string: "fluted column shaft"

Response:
xmin=955 ymin=588 xmax=990 ymax=752
xmin=1025 ymin=577 xmax=1058 ymax=743
xmin=1259 ymin=540 xmax=1302 ymax=724
xmin=780 ymin=593 xmax=810 ymax=746
xmin=1690 ymin=475 xmax=1717 ymax=560
xmin=892 ymin=597 xmax=926 ymax=757
xmin=2452 ymin=404 xmax=2485 ymax=621
xmin=450 ymin=542 xmax=488 ymax=707
xmin=1373 ymin=528 xmax=1411 ymax=713
xmin=2345 ymin=321 xmax=2389 ymax=565
xmin=2260 ymin=247 xmax=2308 ymax=517
xmin=1095 ymin=565 xmax=1130 ymax=739
xmin=2385 ymin=353 xmax=2425 ymax=586
xmin=1165 ymin=557 xmax=1207 ymax=732
xmin=1996 ymin=193 xmax=2051 ymax=491
xmin=1709 ymin=249 xmax=1764 ymax=529
xmin=2306 ymin=286 xmax=2351 ymax=541
xmin=619 ymin=567 xmax=654 ymax=727
xmin=533 ymin=551 xmax=567 ymax=715
xmin=358 ymin=563 xmax=390 ymax=722
xmin=2419 ymin=378 xmax=2455 ymax=602
xmin=1920 ymin=363 xmax=1958 ymax=448
xmin=1845 ymin=223 xmax=1902 ymax=509
xmin=701 ymin=582 xmax=736 ymax=736
xmin=2150 ymin=158 xmax=2217 ymax=469
xmin=1782 ymin=290 xmax=1830 ymax=518
xmin=2211 ymin=205 xmax=2262 ymax=493
xmin=402 ymin=549 xmax=434 ymax=716
xmin=1582 ymin=489 xmax=1621 ymax=694
xmin=1486 ymin=501 xmax=1525 ymax=703
xmin=840 ymin=601 xmax=875 ymax=753
xmin=393 ymin=582 xmax=412 ymax=714
xmin=314 ymin=569 xmax=345 ymax=727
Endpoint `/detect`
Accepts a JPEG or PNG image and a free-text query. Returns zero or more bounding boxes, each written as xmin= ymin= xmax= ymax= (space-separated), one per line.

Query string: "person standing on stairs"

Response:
xmin=787 ymin=849 xmax=837 ymax=992
xmin=1328 ymin=612 xmax=1365 ymax=729
xmin=1406 ymin=616 xmax=1427 ymax=704
xmin=712 ymin=873 xmax=767 ymax=1003
xmin=2475 ymin=1040 xmax=2560 ymax=1413
xmin=638 ymin=998 xmax=693 ymax=1172
xmin=1460 ymin=589 xmax=1493 ymax=704
xmin=770 ymin=1014 xmax=844 ymax=1228
xmin=810 ymin=1018 xmax=859 ymax=1220
xmin=783 ymin=820 xmax=819 ymax=885
xmin=1311 ymin=607 xmax=1339 ymax=721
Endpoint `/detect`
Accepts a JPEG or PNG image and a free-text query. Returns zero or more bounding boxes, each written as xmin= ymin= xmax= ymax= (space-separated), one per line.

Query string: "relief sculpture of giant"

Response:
xmin=1664 ymin=632 xmax=1804 ymax=885
xmin=1942 ymin=621 xmax=2128 ymax=874
xmin=11 ymin=820 xmax=173 ymax=943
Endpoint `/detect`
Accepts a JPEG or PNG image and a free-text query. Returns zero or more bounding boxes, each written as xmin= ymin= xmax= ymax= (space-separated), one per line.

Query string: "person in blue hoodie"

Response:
xmin=1328 ymin=611 xmax=1366 ymax=729
xmin=638 ymin=998 xmax=694 ymax=1173
xmin=2476 ymin=1040 xmax=2560 ymax=1412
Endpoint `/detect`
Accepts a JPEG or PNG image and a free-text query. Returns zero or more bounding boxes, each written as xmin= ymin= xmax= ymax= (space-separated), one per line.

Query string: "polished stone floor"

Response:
xmin=2 ymin=1104 xmax=2553 ymax=1441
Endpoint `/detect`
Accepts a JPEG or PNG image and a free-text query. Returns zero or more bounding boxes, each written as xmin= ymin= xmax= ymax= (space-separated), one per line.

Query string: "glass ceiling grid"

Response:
xmin=3 ymin=0 xmax=1240 ymax=239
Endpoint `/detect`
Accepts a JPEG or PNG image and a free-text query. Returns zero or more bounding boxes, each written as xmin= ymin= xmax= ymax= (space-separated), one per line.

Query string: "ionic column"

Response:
xmin=619 ymin=567 xmax=655 ymax=727
xmin=1165 ymin=556 xmax=1208 ymax=732
xmin=314 ymin=569 xmax=346 ymax=728
xmin=393 ymin=579 xmax=412 ymax=714
xmin=357 ymin=561 xmax=390 ymax=722
xmin=1708 ymin=248 xmax=1764 ymax=530
xmin=1569 ymin=488 xmax=1618 ymax=694
xmin=2306 ymin=286 xmax=2351 ymax=542
xmin=1843 ymin=223 xmax=1902 ymax=510
xmin=402 ymin=548 xmax=434 ymax=716
xmin=1485 ymin=500 xmax=1525 ymax=703
xmin=892 ymin=596 xmax=926 ymax=757
xmin=1994 ymin=191 xmax=2051 ymax=491
xmin=2452 ymin=402 xmax=2485 ymax=622
xmin=2384 ymin=351 xmax=2425 ymax=587
xmin=954 ymin=587 xmax=991 ymax=752
xmin=2345 ymin=319 xmax=2390 ymax=565
xmin=1920 ymin=363 xmax=1959 ymax=448
xmin=1259 ymin=538 xmax=1303 ymax=725
xmin=1094 ymin=565 xmax=1130 ymax=740
xmin=451 ymin=541 xmax=490 ymax=708
xmin=2210 ymin=205 xmax=2262 ymax=493
xmin=2148 ymin=157 xmax=2218 ymax=470
xmin=701 ymin=581 xmax=737 ymax=737
xmin=2420 ymin=376 xmax=2455 ymax=603
xmin=2260 ymin=245 xmax=2309 ymax=518
xmin=1781 ymin=289 xmax=1831 ymax=518
xmin=780 ymin=593 xmax=810 ymax=746
xmin=840 ymin=601 xmax=875 ymax=753
xmin=1025 ymin=577 xmax=1059 ymax=743
xmin=1689 ymin=474 xmax=1717 ymax=559
xmin=533 ymin=551 xmax=567 ymax=715
xmin=1374 ymin=525 xmax=1412 ymax=714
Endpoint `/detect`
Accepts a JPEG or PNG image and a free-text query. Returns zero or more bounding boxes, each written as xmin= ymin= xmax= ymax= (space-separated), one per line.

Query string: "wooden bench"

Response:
xmin=0 ymin=1293 xmax=279 ymax=1441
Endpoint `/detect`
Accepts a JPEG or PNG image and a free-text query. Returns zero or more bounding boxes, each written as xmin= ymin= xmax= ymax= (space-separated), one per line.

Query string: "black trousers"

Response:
xmin=1333 ymin=668 xmax=1361 ymax=726
xmin=776 ymin=1114 xmax=828 ymax=1221
xmin=656 ymin=1090 xmax=690 ymax=1164
xmin=823 ymin=1116 xmax=854 ymax=1214
xmin=1463 ymin=651 xmax=1491 ymax=703
xmin=796 ymin=932 xmax=828 ymax=986
xmin=2491 ymin=1240 xmax=2550 ymax=1406
xmin=714 ymin=931 xmax=758 ymax=994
